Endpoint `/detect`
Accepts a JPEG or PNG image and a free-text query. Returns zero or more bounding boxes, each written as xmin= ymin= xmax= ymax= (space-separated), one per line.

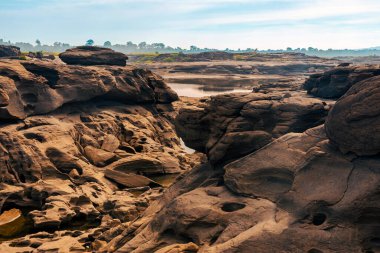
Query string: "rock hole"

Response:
xmin=134 ymin=145 xmax=143 ymax=152
xmin=221 ymin=202 xmax=246 ymax=212
xmin=24 ymin=132 xmax=46 ymax=143
xmin=312 ymin=213 xmax=327 ymax=226
xmin=308 ymin=249 xmax=323 ymax=253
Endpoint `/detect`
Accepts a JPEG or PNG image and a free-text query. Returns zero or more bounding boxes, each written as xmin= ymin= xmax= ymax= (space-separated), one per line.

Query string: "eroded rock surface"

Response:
xmin=0 ymin=60 xmax=178 ymax=120
xmin=0 ymin=59 xmax=197 ymax=252
xmin=325 ymin=76 xmax=380 ymax=155
xmin=111 ymin=124 xmax=380 ymax=253
xmin=303 ymin=64 xmax=380 ymax=98
xmin=59 ymin=46 xmax=128 ymax=66
xmin=103 ymin=73 xmax=380 ymax=253
xmin=176 ymin=92 xmax=331 ymax=164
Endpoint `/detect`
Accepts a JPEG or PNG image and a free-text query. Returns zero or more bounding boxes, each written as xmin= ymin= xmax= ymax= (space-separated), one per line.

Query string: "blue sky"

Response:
xmin=1 ymin=0 xmax=380 ymax=49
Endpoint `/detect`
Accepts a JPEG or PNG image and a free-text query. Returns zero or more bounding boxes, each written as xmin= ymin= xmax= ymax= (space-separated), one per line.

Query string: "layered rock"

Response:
xmin=303 ymin=64 xmax=380 ymax=98
xmin=112 ymin=128 xmax=380 ymax=253
xmin=0 ymin=59 xmax=197 ymax=251
xmin=325 ymin=76 xmax=380 ymax=155
xmin=59 ymin=46 xmax=128 ymax=66
xmin=104 ymin=68 xmax=380 ymax=253
xmin=0 ymin=60 xmax=178 ymax=120
xmin=0 ymin=45 xmax=21 ymax=58
xmin=176 ymin=92 xmax=331 ymax=164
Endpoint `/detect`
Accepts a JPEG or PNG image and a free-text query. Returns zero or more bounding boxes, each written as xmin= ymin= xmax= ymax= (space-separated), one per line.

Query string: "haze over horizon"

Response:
xmin=1 ymin=0 xmax=380 ymax=50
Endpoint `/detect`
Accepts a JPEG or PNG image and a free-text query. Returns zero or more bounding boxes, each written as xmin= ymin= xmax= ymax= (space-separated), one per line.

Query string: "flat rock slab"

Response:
xmin=59 ymin=46 xmax=128 ymax=66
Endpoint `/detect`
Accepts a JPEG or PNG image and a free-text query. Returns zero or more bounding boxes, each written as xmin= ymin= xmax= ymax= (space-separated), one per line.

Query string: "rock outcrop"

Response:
xmin=0 ymin=45 xmax=21 ymax=58
xmin=0 ymin=59 xmax=198 ymax=252
xmin=325 ymin=76 xmax=380 ymax=155
xmin=303 ymin=64 xmax=380 ymax=98
xmin=0 ymin=60 xmax=178 ymax=120
xmin=59 ymin=46 xmax=128 ymax=66
xmin=176 ymin=92 xmax=331 ymax=164
xmin=110 ymin=89 xmax=380 ymax=252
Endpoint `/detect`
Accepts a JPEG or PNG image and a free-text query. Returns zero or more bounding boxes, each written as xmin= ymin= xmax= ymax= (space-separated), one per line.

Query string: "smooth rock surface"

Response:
xmin=59 ymin=46 xmax=128 ymax=66
xmin=325 ymin=76 xmax=380 ymax=155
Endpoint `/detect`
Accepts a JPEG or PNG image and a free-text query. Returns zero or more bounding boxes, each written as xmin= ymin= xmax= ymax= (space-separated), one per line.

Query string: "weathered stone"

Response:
xmin=84 ymin=146 xmax=117 ymax=167
xmin=0 ymin=45 xmax=21 ymax=57
xmin=325 ymin=76 xmax=380 ymax=155
xmin=101 ymin=134 xmax=120 ymax=152
xmin=176 ymin=92 xmax=331 ymax=164
xmin=59 ymin=46 xmax=128 ymax=66
xmin=303 ymin=64 xmax=380 ymax=98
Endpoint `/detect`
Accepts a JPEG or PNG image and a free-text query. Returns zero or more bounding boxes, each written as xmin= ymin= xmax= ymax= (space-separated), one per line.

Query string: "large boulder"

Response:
xmin=303 ymin=65 xmax=380 ymax=98
xmin=325 ymin=76 xmax=380 ymax=155
xmin=59 ymin=46 xmax=128 ymax=66
xmin=175 ymin=92 xmax=331 ymax=164
xmin=0 ymin=60 xmax=178 ymax=120
xmin=0 ymin=45 xmax=21 ymax=58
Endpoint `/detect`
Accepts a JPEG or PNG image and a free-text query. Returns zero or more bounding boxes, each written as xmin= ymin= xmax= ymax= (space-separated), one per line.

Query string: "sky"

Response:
xmin=1 ymin=0 xmax=380 ymax=50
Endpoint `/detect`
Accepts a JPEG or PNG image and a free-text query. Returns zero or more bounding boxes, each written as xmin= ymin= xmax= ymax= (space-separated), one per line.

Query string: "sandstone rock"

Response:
xmin=114 ymin=126 xmax=380 ymax=253
xmin=0 ymin=208 xmax=26 ymax=237
xmin=84 ymin=146 xmax=117 ymax=167
xmin=0 ymin=60 xmax=178 ymax=120
xmin=0 ymin=87 xmax=9 ymax=107
xmin=0 ymin=59 xmax=196 ymax=252
xmin=101 ymin=134 xmax=120 ymax=152
xmin=105 ymin=169 xmax=161 ymax=188
xmin=0 ymin=45 xmax=21 ymax=57
xmin=176 ymin=92 xmax=331 ymax=164
xmin=325 ymin=76 xmax=380 ymax=155
xmin=303 ymin=64 xmax=380 ymax=98
xmin=154 ymin=243 xmax=199 ymax=253
xmin=106 ymin=155 xmax=166 ymax=175
xmin=59 ymin=46 xmax=128 ymax=66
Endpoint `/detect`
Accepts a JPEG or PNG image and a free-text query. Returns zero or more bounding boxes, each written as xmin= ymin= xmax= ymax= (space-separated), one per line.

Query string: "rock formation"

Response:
xmin=176 ymin=92 xmax=332 ymax=164
xmin=108 ymin=78 xmax=380 ymax=253
xmin=1 ymin=48 xmax=379 ymax=253
xmin=59 ymin=46 xmax=128 ymax=66
xmin=0 ymin=45 xmax=21 ymax=58
xmin=325 ymin=75 xmax=380 ymax=155
xmin=0 ymin=55 xmax=197 ymax=252
xmin=303 ymin=64 xmax=380 ymax=98
xmin=0 ymin=60 xmax=177 ymax=120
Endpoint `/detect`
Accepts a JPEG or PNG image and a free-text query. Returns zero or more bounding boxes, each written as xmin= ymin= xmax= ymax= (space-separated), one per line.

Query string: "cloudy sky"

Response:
xmin=1 ymin=0 xmax=380 ymax=49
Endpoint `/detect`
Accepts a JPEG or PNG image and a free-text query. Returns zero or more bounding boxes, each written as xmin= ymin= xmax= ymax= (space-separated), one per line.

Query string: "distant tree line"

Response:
xmin=1 ymin=38 xmax=379 ymax=57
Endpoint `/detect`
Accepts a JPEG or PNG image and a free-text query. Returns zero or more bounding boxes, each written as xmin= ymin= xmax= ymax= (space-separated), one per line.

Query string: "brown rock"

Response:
xmin=115 ymin=126 xmax=380 ymax=253
xmin=0 ymin=88 xmax=9 ymax=107
xmin=325 ymin=76 xmax=380 ymax=155
xmin=101 ymin=134 xmax=120 ymax=152
xmin=59 ymin=46 xmax=128 ymax=66
xmin=84 ymin=146 xmax=117 ymax=167
xmin=176 ymin=92 xmax=331 ymax=164
xmin=0 ymin=60 xmax=178 ymax=120
xmin=0 ymin=45 xmax=20 ymax=57
xmin=105 ymin=169 xmax=161 ymax=188
xmin=303 ymin=64 xmax=380 ymax=98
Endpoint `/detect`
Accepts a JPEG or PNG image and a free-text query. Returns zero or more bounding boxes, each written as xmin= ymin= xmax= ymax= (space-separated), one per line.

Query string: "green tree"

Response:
xmin=103 ymin=41 xmax=112 ymax=47
xmin=86 ymin=39 xmax=95 ymax=46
